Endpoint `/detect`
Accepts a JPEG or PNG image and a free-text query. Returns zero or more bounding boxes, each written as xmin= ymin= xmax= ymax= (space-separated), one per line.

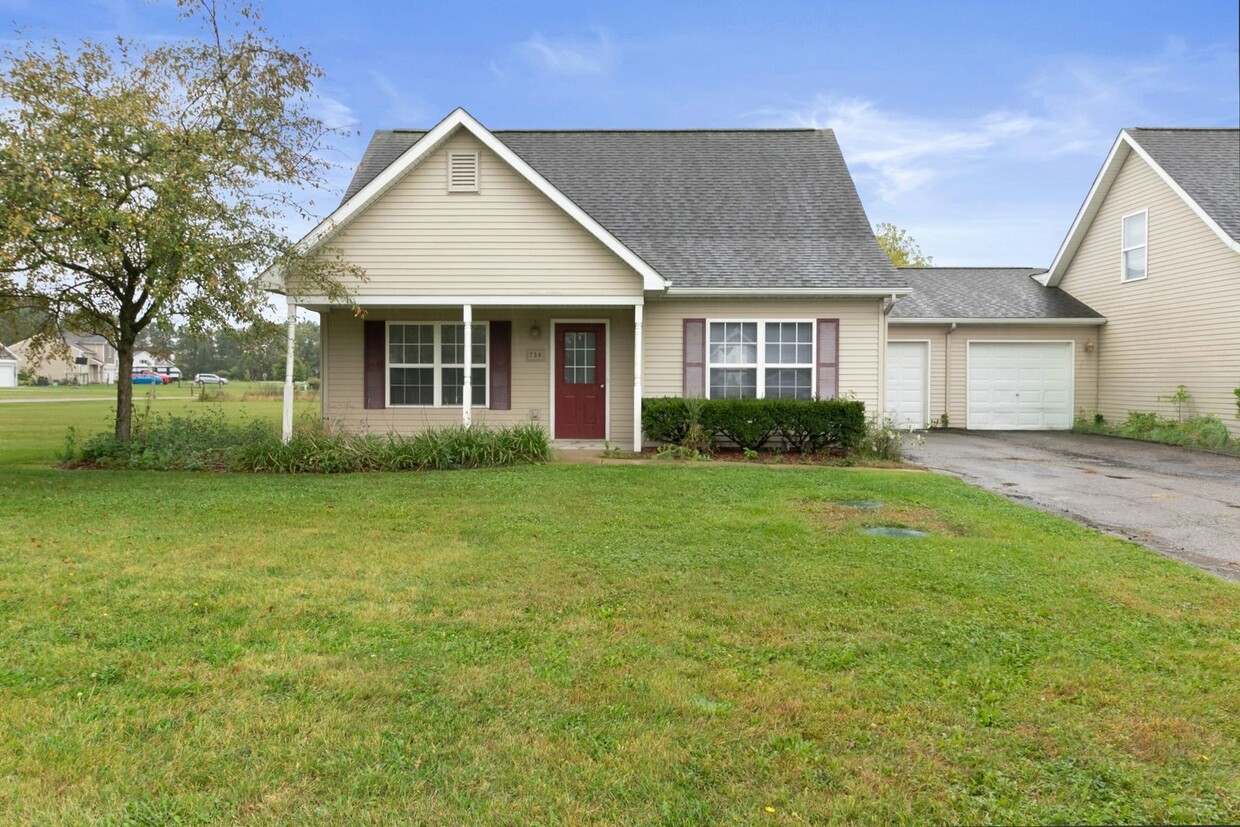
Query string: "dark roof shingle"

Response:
xmin=890 ymin=267 xmax=1103 ymax=320
xmin=1125 ymin=128 xmax=1240 ymax=242
xmin=341 ymin=128 xmax=905 ymax=293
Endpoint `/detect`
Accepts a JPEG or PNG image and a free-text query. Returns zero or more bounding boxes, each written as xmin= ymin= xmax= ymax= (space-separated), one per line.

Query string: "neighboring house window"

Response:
xmin=708 ymin=321 xmax=814 ymax=400
xmin=1121 ymin=210 xmax=1147 ymax=282
xmin=388 ymin=322 xmax=487 ymax=406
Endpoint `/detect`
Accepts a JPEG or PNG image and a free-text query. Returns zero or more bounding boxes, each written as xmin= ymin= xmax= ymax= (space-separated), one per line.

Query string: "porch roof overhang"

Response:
xmin=292 ymin=294 xmax=647 ymax=312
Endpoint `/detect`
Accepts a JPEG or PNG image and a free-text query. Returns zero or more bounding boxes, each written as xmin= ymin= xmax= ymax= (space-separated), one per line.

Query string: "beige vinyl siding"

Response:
xmin=312 ymin=131 xmax=643 ymax=298
xmin=322 ymin=306 xmax=635 ymax=446
xmin=887 ymin=324 xmax=1099 ymax=427
xmin=1058 ymin=151 xmax=1240 ymax=435
xmin=643 ymin=298 xmax=884 ymax=414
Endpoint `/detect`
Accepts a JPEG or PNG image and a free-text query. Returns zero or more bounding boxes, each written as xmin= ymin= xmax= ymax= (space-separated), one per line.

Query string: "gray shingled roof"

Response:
xmin=890 ymin=267 xmax=1103 ymax=320
xmin=0 ymin=344 xmax=16 ymax=362
xmin=341 ymin=128 xmax=905 ymax=292
xmin=1126 ymin=128 xmax=1240 ymax=242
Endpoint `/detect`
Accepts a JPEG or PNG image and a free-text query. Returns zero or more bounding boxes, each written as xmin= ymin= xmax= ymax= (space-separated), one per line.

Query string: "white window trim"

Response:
xmin=386 ymin=320 xmax=490 ymax=408
xmin=705 ymin=319 xmax=817 ymax=400
xmin=1120 ymin=208 xmax=1148 ymax=283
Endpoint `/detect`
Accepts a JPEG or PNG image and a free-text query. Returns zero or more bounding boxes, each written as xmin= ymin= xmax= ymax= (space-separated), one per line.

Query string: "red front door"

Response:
xmin=554 ymin=323 xmax=606 ymax=440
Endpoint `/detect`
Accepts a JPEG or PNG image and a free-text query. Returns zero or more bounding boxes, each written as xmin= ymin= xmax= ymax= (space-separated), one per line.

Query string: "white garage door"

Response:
xmin=0 ymin=363 xmax=15 ymax=388
xmin=885 ymin=341 xmax=928 ymax=428
xmin=967 ymin=341 xmax=1073 ymax=430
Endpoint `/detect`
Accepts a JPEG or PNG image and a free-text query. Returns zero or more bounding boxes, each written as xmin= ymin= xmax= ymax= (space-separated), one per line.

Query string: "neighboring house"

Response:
xmin=0 ymin=344 xmax=17 ymax=388
xmin=1039 ymin=128 xmax=1240 ymax=436
xmin=133 ymin=349 xmax=181 ymax=377
xmin=275 ymin=108 xmax=907 ymax=450
xmin=887 ymin=268 xmax=1103 ymax=429
xmin=10 ymin=332 xmax=119 ymax=384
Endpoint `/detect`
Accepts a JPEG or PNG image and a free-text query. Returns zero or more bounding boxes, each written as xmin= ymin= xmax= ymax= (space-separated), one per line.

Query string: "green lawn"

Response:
xmin=0 ymin=402 xmax=1237 ymax=824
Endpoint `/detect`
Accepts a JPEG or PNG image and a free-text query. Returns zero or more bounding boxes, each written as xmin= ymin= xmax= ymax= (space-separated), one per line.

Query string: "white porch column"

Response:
xmin=632 ymin=302 xmax=643 ymax=453
xmin=462 ymin=303 xmax=473 ymax=427
xmin=282 ymin=296 xmax=296 ymax=443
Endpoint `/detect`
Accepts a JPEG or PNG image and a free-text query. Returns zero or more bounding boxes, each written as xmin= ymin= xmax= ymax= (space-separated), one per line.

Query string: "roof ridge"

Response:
xmin=1126 ymin=126 xmax=1239 ymax=132
xmin=378 ymin=127 xmax=825 ymax=135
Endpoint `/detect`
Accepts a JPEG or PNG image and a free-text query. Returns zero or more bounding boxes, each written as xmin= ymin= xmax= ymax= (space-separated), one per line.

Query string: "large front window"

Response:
xmin=389 ymin=322 xmax=487 ymax=406
xmin=708 ymin=321 xmax=814 ymax=400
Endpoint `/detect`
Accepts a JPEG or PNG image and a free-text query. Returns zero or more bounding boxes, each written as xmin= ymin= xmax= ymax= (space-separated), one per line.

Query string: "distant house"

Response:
xmin=1039 ymin=128 xmax=1240 ymax=435
xmin=0 ymin=344 xmax=17 ymax=388
xmin=10 ymin=332 xmax=119 ymax=385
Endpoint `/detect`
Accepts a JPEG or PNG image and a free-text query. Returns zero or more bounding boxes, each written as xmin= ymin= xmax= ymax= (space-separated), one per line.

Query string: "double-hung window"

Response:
xmin=1121 ymin=210 xmax=1147 ymax=282
xmin=708 ymin=321 xmax=814 ymax=400
xmin=388 ymin=322 xmax=487 ymax=406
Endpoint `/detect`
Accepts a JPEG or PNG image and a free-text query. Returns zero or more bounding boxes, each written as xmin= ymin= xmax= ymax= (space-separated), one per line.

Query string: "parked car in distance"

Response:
xmin=194 ymin=373 xmax=229 ymax=385
xmin=131 ymin=373 xmax=163 ymax=385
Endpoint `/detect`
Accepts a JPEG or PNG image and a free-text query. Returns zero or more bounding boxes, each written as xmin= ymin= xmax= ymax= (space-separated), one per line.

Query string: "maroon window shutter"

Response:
xmin=363 ymin=320 xmax=386 ymax=409
xmin=816 ymin=319 xmax=839 ymax=399
xmin=489 ymin=321 xmax=512 ymax=410
xmin=683 ymin=318 xmax=706 ymax=397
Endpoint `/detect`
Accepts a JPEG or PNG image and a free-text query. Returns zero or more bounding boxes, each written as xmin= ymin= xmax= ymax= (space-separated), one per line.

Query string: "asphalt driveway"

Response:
xmin=906 ymin=430 xmax=1240 ymax=581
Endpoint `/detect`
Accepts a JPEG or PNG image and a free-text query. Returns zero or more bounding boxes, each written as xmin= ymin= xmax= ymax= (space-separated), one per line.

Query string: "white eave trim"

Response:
xmin=1043 ymin=130 xmax=1240 ymax=287
xmin=293 ymin=294 xmax=645 ymax=307
xmin=268 ymin=107 xmax=668 ymax=294
xmin=890 ymin=317 xmax=1106 ymax=326
xmin=663 ymin=286 xmax=912 ymax=298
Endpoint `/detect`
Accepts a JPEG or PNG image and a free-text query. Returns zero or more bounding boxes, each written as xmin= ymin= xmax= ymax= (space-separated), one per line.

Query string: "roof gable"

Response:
xmin=335 ymin=120 xmax=907 ymax=296
xmin=284 ymin=108 xmax=667 ymax=293
xmin=1043 ymin=128 xmax=1240 ymax=286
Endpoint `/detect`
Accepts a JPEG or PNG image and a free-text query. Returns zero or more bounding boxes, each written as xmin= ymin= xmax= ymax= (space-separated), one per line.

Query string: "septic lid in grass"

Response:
xmin=862 ymin=526 xmax=928 ymax=538
xmin=836 ymin=500 xmax=885 ymax=509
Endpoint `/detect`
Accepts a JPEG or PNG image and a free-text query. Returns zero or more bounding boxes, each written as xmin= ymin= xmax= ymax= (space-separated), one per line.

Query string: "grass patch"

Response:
xmin=1 ymin=400 xmax=1238 ymax=823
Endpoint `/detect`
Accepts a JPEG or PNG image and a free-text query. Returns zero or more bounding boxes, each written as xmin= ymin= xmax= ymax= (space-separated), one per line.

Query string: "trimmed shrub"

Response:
xmin=640 ymin=397 xmax=866 ymax=453
xmin=641 ymin=396 xmax=691 ymax=445
xmin=699 ymin=398 xmax=777 ymax=451
xmin=68 ymin=411 xmax=551 ymax=472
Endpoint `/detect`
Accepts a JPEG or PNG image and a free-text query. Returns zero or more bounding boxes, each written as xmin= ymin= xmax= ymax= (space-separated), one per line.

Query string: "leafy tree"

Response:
xmin=875 ymin=222 xmax=933 ymax=268
xmin=0 ymin=0 xmax=356 ymax=440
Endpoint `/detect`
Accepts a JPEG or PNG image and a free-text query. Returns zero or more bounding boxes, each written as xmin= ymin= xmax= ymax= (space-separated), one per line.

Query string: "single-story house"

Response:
xmin=275 ymin=108 xmax=908 ymax=450
xmin=0 ymin=344 xmax=18 ymax=388
xmin=272 ymin=110 xmax=1236 ymax=445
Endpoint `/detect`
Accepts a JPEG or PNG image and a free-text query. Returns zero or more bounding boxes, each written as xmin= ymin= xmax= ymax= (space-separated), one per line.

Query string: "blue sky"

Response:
xmin=5 ymin=0 xmax=1239 ymax=267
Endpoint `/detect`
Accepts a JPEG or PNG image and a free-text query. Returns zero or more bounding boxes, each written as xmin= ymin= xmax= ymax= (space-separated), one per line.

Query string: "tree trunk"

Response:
xmin=115 ymin=334 xmax=136 ymax=442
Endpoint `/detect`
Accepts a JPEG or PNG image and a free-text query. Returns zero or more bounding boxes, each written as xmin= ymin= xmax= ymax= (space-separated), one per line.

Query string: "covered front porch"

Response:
xmin=284 ymin=296 xmax=644 ymax=451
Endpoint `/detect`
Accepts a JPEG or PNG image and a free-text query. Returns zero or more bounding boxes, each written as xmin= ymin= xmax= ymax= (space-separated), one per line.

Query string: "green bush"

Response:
xmin=640 ymin=397 xmax=866 ymax=453
xmin=640 ymin=397 xmax=691 ymax=444
xmin=855 ymin=414 xmax=922 ymax=462
xmin=68 ymin=411 xmax=551 ymax=472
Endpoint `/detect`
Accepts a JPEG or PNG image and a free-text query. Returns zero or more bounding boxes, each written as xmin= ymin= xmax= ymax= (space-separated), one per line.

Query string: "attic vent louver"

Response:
xmin=447 ymin=151 xmax=479 ymax=192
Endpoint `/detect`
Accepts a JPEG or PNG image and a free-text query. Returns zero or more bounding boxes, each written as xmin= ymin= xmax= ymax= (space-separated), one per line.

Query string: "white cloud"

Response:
xmin=312 ymin=95 xmax=359 ymax=132
xmin=758 ymin=40 xmax=1237 ymax=205
xmin=760 ymin=95 xmax=1050 ymax=201
xmin=515 ymin=29 xmax=615 ymax=76
xmin=369 ymin=71 xmax=429 ymax=124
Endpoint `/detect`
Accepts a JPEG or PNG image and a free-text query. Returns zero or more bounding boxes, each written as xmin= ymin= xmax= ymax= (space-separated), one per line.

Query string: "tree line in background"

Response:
xmin=138 ymin=320 xmax=321 ymax=382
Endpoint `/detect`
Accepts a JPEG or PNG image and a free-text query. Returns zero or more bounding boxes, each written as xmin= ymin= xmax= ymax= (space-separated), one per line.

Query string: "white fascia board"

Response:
xmin=1044 ymin=130 xmax=1240 ymax=288
xmin=890 ymin=317 xmax=1106 ymax=326
xmin=291 ymin=294 xmax=645 ymax=307
xmin=663 ymin=286 xmax=911 ymax=298
xmin=1043 ymin=133 xmax=1129 ymax=287
xmin=272 ymin=108 xmax=667 ymax=294
xmin=1124 ymin=136 xmax=1240 ymax=257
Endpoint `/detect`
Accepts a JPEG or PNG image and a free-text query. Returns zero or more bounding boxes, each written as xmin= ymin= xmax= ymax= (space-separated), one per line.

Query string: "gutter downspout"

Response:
xmin=944 ymin=322 xmax=956 ymax=427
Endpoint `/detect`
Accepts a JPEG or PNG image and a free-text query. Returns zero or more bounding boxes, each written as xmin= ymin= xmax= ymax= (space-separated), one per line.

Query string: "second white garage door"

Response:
xmin=967 ymin=341 xmax=1073 ymax=430
xmin=885 ymin=341 xmax=929 ymax=428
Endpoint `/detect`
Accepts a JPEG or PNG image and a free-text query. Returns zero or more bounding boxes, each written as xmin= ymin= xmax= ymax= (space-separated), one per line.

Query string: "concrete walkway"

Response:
xmin=907 ymin=430 xmax=1240 ymax=581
